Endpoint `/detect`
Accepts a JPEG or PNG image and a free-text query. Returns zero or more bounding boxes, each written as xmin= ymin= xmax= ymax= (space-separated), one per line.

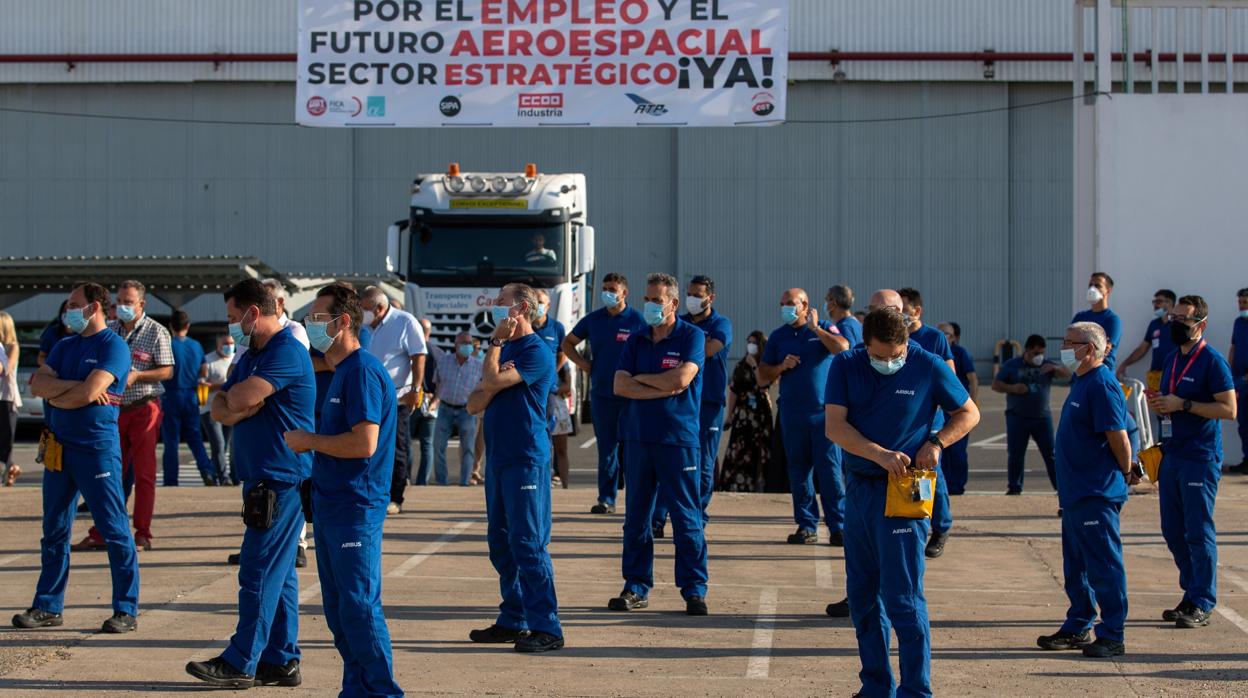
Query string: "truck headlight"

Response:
xmin=511 ymin=176 xmax=528 ymax=192
xmin=446 ymin=176 xmax=465 ymax=193
xmin=490 ymin=176 xmax=508 ymax=192
xmin=468 ymin=176 xmax=487 ymax=193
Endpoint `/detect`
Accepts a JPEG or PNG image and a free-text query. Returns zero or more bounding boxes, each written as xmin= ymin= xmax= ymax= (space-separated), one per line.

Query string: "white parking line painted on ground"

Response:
xmin=970 ymin=433 xmax=1007 ymax=448
xmin=0 ymin=555 xmax=23 ymax=566
xmin=1220 ymin=568 xmax=1248 ymax=595
xmin=388 ymin=520 xmax=475 ymax=578
xmin=298 ymin=582 xmax=322 ymax=604
xmin=1216 ymin=606 xmax=1248 ymax=635
xmin=745 ymin=587 xmax=778 ymax=679
xmin=815 ymin=560 xmax=833 ymax=589
xmin=579 ymin=437 xmax=597 ymax=449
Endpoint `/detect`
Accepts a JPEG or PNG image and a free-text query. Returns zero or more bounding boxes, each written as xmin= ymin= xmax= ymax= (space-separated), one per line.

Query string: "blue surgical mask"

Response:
xmin=643 ymin=302 xmax=666 ymax=327
xmin=305 ymin=320 xmax=338 ymax=353
xmin=62 ymin=307 xmax=90 ymax=334
xmin=116 ymin=304 xmax=138 ymax=323
xmin=870 ymin=355 xmax=906 ymax=375
xmin=1060 ymin=348 xmax=1080 ymax=371
xmin=1154 ymin=307 xmax=1166 ymax=319
xmin=457 ymin=343 xmax=473 ymax=357
xmin=491 ymin=304 xmax=513 ymax=324
xmin=1240 ymin=309 xmax=1248 ymax=320
xmin=601 ymin=291 xmax=620 ymax=307
xmin=536 ymin=303 xmax=548 ymax=319
xmin=780 ymin=305 xmax=799 ymax=325
xmin=220 ymin=344 xmax=236 ymax=357
xmin=229 ymin=311 xmax=254 ymax=349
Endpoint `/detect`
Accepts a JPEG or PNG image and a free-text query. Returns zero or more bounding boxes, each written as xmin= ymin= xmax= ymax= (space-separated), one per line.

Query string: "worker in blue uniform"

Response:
xmin=186 ymin=278 xmax=315 ymax=688
xmin=563 ymin=272 xmax=648 ymax=514
xmin=825 ymin=284 xmax=864 ymax=348
xmin=609 ymin=273 xmax=709 ymax=615
xmin=467 ymin=283 xmax=564 ymax=653
xmin=533 ymin=288 xmax=572 ymax=488
xmin=992 ymin=335 xmax=1070 ymax=494
xmin=283 ymin=284 xmax=404 ymax=695
xmin=1116 ymin=288 xmax=1177 ymax=392
xmin=161 ymin=310 xmax=216 ymax=486
xmin=759 ymin=288 xmax=849 ymax=545
xmin=1038 ymin=321 xmax=1139 ymax=659
xmin=16 ymin=282 xmax=140 ymax=634
xmin=652 ymin=274 xmax=731 ymax=537
xmin=1072 ymin=272 xmax=1124 ymax=372
xmin=1146 ymin=296 xmax=1237 ymax=629
xmin=825 ymin=308 xmax=979 ymax=698
xmin=937 ymin=322 xmax=978 ymax=495
xmin=1228 ymin=287 xmax=1248 ymax=474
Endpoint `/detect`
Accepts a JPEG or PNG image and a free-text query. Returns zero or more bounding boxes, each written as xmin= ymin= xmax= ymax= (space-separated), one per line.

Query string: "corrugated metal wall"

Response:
xmin=0 ymin=80 xmax=1073 ymax=367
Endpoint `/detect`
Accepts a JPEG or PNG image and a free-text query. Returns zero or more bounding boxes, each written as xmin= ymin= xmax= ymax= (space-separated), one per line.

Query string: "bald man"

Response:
xmin=759 ymin=289 xmax=850 ymax=545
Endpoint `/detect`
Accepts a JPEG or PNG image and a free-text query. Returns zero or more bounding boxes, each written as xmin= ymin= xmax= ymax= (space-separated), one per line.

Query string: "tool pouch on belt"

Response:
xmin=37 ymin=428 xmax=63 ymax=472
xmin=1139 ymin=444 xmax=1164 ymax=483
xmin=242 ymin=481 xmax=278 ymax=530
xmin=885 ymin=468 xmax=937 ymax=519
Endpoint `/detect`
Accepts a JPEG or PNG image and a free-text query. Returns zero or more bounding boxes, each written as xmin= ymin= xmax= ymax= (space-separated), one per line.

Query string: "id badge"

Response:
xmin=1160 ymin=417 xmax=1173 ymax=439
xmin=917 ymin=477 xmax=935 ymax=501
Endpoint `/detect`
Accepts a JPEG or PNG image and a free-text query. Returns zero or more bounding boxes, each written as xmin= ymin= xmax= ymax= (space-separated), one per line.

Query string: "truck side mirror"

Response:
xmin=577 ymin=225 xmax=595 ymax=277
xmin=386 ymin=223 xmax=404 ymax=279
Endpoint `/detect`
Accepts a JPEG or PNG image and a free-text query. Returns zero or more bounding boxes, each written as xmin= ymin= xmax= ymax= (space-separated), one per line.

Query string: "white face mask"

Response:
xmin=1029 ymin=353 xmax=1045 ymax=367
xmin=1060 ymin=347 xmax=1081 ymax=371
xmin=685 ymin=295 xmax=708 ymax=315
xmin=363 ymin=310 xmax=376 ymax=325
xmin=1087 ymin=286 xmax=1104 ymax=304
xmin=746 ymin=343 xmax=759 ymax=356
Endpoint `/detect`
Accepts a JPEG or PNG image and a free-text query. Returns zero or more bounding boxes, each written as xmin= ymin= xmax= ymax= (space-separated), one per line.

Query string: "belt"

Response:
xmin=850 ymin=470 xmax=889 ymax=482
xmin=441 ymin=401 xmax=466 ymax=410
xmin=121 ymin=395 xmax=160 ymax=412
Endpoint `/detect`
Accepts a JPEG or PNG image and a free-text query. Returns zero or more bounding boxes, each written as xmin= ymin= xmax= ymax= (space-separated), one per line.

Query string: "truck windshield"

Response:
xmin=408 ymin=220 xmax=565 ymax=284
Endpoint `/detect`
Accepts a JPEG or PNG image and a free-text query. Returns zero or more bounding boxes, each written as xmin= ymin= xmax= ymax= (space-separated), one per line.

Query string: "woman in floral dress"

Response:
xmin=718 ymin=330 xmax=773 ymax=492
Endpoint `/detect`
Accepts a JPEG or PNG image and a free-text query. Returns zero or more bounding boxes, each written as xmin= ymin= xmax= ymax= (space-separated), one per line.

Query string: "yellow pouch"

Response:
xmin=37 ymin=428 xmax=63 ymax=472
xmin=1145 ymin=370 xmax=1162 ymax=393
xmin=885 ymin=469 xmax=938 ymax=519
xmin=1139 ymin=445 xmax=1163 ymax=483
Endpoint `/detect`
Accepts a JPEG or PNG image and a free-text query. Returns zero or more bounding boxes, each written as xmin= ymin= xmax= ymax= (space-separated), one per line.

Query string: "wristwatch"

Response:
xmin=927 ymin=435 xmax=945 ymax=450
xmin=1129 ymin=463 xmax=1145 ymax=478
xmin=489 ymin=338 xmax=505 ymax=348
xmin=1182 ymin=399 xmax=1193 ymax=412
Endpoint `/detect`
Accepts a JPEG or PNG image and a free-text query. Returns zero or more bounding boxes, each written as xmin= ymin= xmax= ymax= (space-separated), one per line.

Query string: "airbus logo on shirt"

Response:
xmin=95 ymin=472 xmax=111 ymax=479
xmin=341 ymin=541 xmax=362 ymax=549
xmin=1083 ymin=520 xmax=1099 ymax=526
xmin=895 ymin=389 xmax=916 ymax=396
xmin=1180 ymin=376 xmax=1195 ymax=383
xmin=85 ymin=358 xmax=98 ymax=364
xmin=329 ymin=398 xmax=341 ymax=404
xmin=892 ymin=527 xmax=913 ymax=535
xmin=683 ymin=466 xmax=697 ymax=472
xmin=520 ymin=484 xmax=538 ymax=491
xmin=1187 ymin=481 xmax=1203 ymax=487
xmin=1070 ymin=401 xmax=1081 ymax=408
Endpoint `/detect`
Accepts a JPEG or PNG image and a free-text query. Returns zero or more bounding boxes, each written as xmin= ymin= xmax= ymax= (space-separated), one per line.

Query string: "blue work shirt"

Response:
xmin=224 ymin=327 xmax=315 ymax=484
xmin=313 ymin=349 xmax=397 ymax=525
xmin=680 ymin=309 xmax=732 ymax=406
xmin=39 ymin=321 xmax=69 ymax=358
xmin=763 ymin=320 xmax=840 ymax=414
xmin=164 ymin=336 xmax=204 ymax=392
xmin=910 ymin=324 xmax=954 ymax=430
xmin=312 ymin=325 xmax=372 ymax=419
xmin=824 ymin=343 xmax=968 ymax=477
xmin=995 ymin=357 xmax=1057 ymax=419
xmin=46 ymin=330 xmax=130 ymax=452
xmin=951 ymin=343 xmax=975 ymax=391
xmin=1232 ymin=316 xmax=1248 ymax=383
xmin=1158 ymin=342 xmax=1235 ymax=463
xmin=485 ymin=333 xmax=554 ymax=468
xmin=1072 ymin=308 xmax=1123 ymax=371
xmin=571 ymin=306 xmax=648 ymax=400
xmin=1055 ymin=365 xmax=1130 ymax=509
xmin=617 ymin=318 xmax=706 ymax=447
xmin=1144 ymin=318 xmax=1177 ymax=373
xmin=533 ymin=317 xmax=567 ymax=393
xmin=835 ymin=315 xmax=863 ymax=349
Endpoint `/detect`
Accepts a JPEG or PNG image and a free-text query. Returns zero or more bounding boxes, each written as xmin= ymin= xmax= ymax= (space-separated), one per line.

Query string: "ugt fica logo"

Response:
xmin=751 ymin=92 xmax=775 ymax=117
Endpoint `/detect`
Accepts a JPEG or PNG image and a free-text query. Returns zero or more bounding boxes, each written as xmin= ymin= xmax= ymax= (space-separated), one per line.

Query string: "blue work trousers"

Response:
xmin=34 ymin=444 xmax=140 ymax=617
xmin=434 ymin=405 xmax=477 ymax=486
xmin=485 ymin=458 xmax=562 ymax=637
xmin=942 ymin=429 xmax=969 ymax=495
xmin=591 ymin=396 xmax=626 ymax=506
xmin=843 ymin=476 xmax=931 ymax=698
xmin=312 ymin=517 xmax=404 ymax=697
xmin=1005 ymin=413 xmax=1056 ymax=491
xmin=221 ymin=480 xmax=303 ymax=676
xmin=1059 ymin=497 xmax=1128 ymax=643
xmin=652 ymin=401 xmax=725 ymax=528
xmin=1158 ymin=455 xmax=1220 ymax=612
xmin=781 ymin=408 xmax=844 ymax=534
xmin=161 ymin=390 xmax=214 ymax=485
xmin=623 ymin=442 xmax=708 ymax=600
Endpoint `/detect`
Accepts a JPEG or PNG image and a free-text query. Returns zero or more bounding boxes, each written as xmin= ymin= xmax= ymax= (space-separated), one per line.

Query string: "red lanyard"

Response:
xmin=1168 ymin=340 xmax=1206 ymax=395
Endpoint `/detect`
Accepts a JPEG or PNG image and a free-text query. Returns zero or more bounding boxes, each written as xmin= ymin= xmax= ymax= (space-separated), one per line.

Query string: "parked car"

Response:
xmin=15 ymin=342 xmax=42 ymax=426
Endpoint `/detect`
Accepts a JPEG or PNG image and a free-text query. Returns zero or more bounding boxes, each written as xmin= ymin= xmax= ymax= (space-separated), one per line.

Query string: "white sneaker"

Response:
xmin=386 ymin=502 xmax=401 ymax=515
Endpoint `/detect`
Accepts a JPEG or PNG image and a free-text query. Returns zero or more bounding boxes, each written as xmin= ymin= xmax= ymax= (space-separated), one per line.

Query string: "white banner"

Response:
xmin=297 ymin=0 xmax=788 ymax=128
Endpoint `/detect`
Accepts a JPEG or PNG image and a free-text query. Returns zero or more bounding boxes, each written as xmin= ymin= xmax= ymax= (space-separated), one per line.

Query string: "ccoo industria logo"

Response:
xmin=517 ymin=93 xmax=564 ymax=118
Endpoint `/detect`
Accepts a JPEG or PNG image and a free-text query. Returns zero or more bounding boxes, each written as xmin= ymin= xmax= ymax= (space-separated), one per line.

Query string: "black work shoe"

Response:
xmin=685 ymin=596 xmax=708 ymax=616
xmin=1175 ymin=606 xmax=1213 ymax=629
xmin=1037 ymin=629 xmax=1092 ymax=651
xmin=1162 ymin=600 xmax=1195 ymax=622
xmin=101 ymin=612 xmax=136 ymax=634
xmin=608 ymin=591 xmax=648 ymax=611
xmin=924 ymin=531 xmax=949 ymax=559
xmin=590 ymin=503 xmax=615 ymax=514
xmin=469 ymin=624 xmax=530 ymax=644
xmin=201 ymin=474 xmax=217 ymax=486
xmin=1006 ymin=488 xmax=1022 ymax=496
xmin=1227 ymin=461 xmax=1248 ymax=475
xmin=515 ymin=631 xmax=564 ymax=653
xmin=186 ymin=657 xmax=255 ymax=689
xmin=12 ymin=608 xmax=63 ymax=629
xmin=826 ymin=598 xmax=850 ymax=618
xmin=652 ymin=522 xmax=666 ymax=539
xmin=786 ymin=529 xmax=817 ymax=545
xmin=227 ymin=553 xmax=241 ymax=565
xmin=295 ymin=547 xmax=307 ymax=568
xmin=1081 ymin=637 xmax=1125 ymax=658
xmin=255 ymin=659 xmax=301 ymax=687
xmin=827 ymin=530 xmax=844 ymax=547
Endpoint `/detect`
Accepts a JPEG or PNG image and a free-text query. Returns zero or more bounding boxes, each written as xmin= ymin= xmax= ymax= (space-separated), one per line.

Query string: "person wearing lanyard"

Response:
xmin=466 ymin=283 xmax=564 ymax=653
xmin=1228 ymin=287 xmax=1248 ymax=475
xmin=1037 ymin=321 xmax=1140 ymax=659
xmin=186 ymin=279 xmax=315 ymax=688
xmin=161 ymin=310 xmax=216 ymax=487
xmin=759 ymin=288 xmax=848 ymax=546
xmin=532 ymin=289 xmax=572 ymax=489
xmin=562 ymin=272 xmax=648 ymax=514
xmin=74 ymin=280 xmax=173 ymax=553
xmin=1116 ymin=289 xmax=1177 ymax=391
xmin=652 ymin=275 xmax=731 ymax=537
xmin=609 ymin=273 xmax=708 ymax=615
xmin=16 ymin=282 xmax=139 ymax=634
xmin=282 ymin=285 xmax=404 ymax=696
xmin=825 ymin=308 xmax=979 ymax=698
xmin=1146 ymin=296 xmax=1237 ymax=629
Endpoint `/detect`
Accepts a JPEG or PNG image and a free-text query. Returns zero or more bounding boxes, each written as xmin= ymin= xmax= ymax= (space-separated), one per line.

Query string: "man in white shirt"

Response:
xmin=362 ymin=286 xmax=428 ymax=514
xmin=201 ymin=335 xmax=235 ymax=485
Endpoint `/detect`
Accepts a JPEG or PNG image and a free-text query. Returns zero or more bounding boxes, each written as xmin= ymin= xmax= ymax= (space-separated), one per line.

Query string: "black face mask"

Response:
xmin=1170 ymin=321 xmax=1197 ymax=346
